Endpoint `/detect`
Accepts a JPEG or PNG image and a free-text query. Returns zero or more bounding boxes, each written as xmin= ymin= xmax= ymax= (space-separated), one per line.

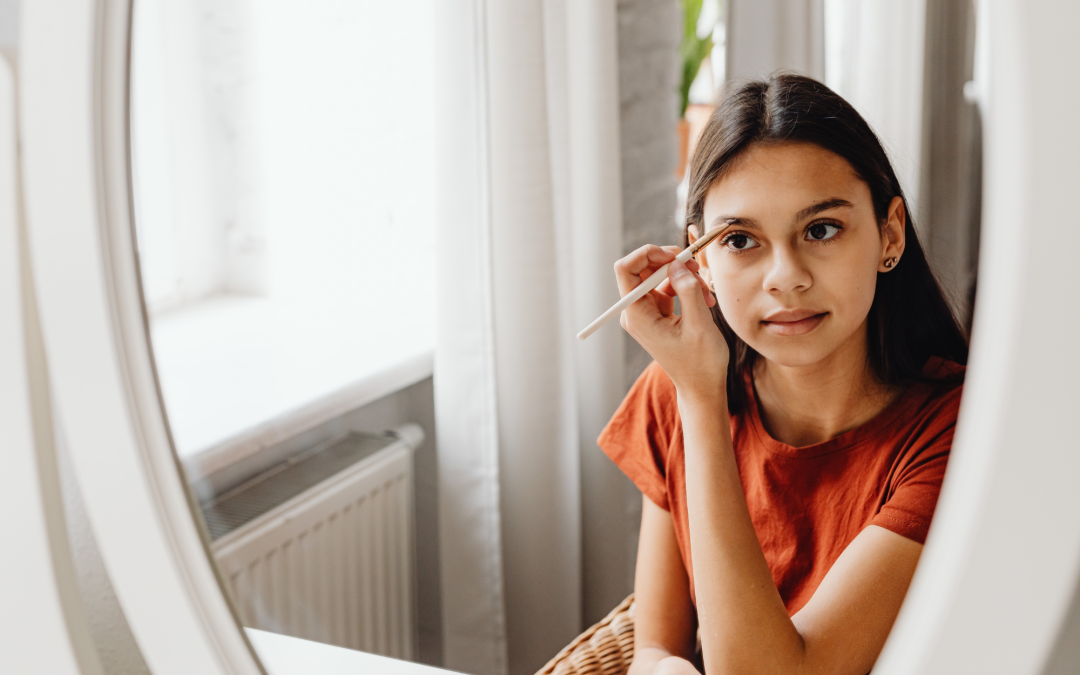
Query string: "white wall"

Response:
xmin=601 ymin=0 xmax=681 ymax=626
xmin=131 ymin=0 xmax=437 ymax=313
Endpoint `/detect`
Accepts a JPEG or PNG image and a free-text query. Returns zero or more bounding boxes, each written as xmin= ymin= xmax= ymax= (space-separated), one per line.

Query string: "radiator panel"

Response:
xmin=211 ymin=441 xmax=415 ymax=659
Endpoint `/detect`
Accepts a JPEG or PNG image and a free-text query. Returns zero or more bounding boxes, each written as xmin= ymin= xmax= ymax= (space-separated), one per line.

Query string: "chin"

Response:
xmin=743 ymin=333 xmax=844 ymax=370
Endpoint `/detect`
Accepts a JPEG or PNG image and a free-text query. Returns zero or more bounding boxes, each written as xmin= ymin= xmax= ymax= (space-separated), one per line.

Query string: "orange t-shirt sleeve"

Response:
xmin=597 ymin=362 xmax=677 ymax=511
xmin=869 ymin=386 xmax=961 ymax=544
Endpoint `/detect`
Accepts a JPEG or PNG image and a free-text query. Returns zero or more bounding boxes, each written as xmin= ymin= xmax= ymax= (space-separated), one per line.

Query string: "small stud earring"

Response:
xmin=884 ymin=257 xmax=898 ymax=269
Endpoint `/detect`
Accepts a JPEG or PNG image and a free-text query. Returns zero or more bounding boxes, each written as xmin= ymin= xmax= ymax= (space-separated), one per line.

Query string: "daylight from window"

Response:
xmin=131 ymin=0 xmax=436 ymax=458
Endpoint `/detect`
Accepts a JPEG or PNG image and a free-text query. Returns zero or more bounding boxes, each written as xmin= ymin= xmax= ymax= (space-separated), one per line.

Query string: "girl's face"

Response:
xmin=694 ymin=142 xmax=905 ymax=370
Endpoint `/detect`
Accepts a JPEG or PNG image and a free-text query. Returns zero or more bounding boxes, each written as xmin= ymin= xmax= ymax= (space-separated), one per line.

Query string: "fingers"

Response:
xmin=695 ymin=268 xmax=714 ymax=305
xmin=614 ymin=245 xmax=711 ymax=333
xmin=668 ymin=259 xmax=715 ymax=324
xmin=656 ymin=260 xmax=714 ymax=307
xmin=652 ymin=288 xmax=675 ymax=317
xmin=654 ymin=258 xmax=699 ymax=292
xmin=614 ymin=245 xmax=677 ymax=296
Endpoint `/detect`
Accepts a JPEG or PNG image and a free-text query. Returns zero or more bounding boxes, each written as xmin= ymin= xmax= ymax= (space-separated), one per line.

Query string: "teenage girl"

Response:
xmin=599 ymin=74 xmax=968 ymax=675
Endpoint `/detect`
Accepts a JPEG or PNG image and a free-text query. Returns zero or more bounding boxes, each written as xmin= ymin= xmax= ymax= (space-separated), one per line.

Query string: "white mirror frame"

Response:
xmin=876 ymin=1 xmax=1080 ymax=671
xmin=20 ymin=0 xmax=262 ymax=673
xmin=17 ymin=1 xmax=1080 ymax=675
xmin=0 ymin=51 xmax=90 ymax=675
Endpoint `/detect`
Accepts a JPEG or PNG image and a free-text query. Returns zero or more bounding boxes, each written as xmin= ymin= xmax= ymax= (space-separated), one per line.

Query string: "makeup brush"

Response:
xmin=576 ymin=225 xmax=728 ymax=341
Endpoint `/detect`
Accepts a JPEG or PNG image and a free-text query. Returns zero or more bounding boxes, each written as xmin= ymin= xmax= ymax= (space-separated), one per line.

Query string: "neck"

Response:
xmin=752 ymin=324 xmax=898 ymax=447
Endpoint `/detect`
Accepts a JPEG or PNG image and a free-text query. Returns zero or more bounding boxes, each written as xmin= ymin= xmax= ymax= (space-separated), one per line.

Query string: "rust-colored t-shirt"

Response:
xmin=598 ymin=358 xmax=963 ymax=615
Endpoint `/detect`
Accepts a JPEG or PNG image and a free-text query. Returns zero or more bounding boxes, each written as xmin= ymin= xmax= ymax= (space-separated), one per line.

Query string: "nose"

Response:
xmin=762 ymin=245 xmax=812 ymax=294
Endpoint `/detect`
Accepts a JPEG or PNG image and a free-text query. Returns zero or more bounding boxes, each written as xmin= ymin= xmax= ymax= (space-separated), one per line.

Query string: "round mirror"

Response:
xmin=16 ymin=0 xmax=1080 ymax=674
xmin=126 ymin=0 xmax=991 ymax=670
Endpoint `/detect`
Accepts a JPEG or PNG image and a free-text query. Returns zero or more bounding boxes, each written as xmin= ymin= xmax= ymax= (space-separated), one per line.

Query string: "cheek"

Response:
xmin=705 ymin=250 xmax=766 ymax=330
xmin=817 ymin=252 xmax=879 ymax=320
xmin=711 ymin=264 xmax=759 ymax=327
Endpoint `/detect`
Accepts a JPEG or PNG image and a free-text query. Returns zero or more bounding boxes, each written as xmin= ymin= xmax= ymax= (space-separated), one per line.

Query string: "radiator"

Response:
xmin=205 ymin=425 xmax=421 ymax=660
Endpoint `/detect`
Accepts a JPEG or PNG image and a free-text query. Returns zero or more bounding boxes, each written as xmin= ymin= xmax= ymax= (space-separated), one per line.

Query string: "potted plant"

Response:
xmin=677 ymin=0 xmax=715 ymax=180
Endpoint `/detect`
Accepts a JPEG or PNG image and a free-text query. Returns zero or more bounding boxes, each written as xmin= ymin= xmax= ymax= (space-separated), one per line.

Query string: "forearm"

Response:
xmin=678 ymin=390 xmax=807 ymax=675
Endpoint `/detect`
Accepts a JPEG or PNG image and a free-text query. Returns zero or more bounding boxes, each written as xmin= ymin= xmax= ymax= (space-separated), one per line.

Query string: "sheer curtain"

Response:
xmin=726 ymin=0 xmax=929 ymax=220
xmin=726 ymin=0 xmax=826 ymax=82
xmin=823 ymin=0 xmax=928 ymax=217
xmin=433 ymin=1 xmax=625 ymax=674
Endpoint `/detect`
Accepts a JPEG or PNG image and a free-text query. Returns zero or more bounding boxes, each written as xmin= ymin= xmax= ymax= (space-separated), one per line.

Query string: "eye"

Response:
xmin=721 ymin=232 xmax=760 ymax=252
xmin=806 ymin=221 xmax=841 ymax=242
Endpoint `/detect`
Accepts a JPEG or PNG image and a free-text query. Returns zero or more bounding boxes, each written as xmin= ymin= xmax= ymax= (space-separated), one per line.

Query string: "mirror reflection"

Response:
xmin=130 ymin=0 xmax=439 ymax=665
xmin=128 ymin=1 xmax=984 ymax=674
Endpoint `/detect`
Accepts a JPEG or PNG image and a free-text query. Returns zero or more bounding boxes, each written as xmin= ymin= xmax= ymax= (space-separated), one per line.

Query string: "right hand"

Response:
xmin=613 ymin=244 xmax=728 ymax=398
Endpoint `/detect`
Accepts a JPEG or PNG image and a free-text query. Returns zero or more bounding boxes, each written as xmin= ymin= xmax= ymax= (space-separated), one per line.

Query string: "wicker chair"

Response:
xmin=535 ymin=595 xmax=637 ymax=675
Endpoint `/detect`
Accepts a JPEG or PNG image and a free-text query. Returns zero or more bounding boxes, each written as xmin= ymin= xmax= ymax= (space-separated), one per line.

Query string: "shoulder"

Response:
xmin=869 ymin=359 xmax=965 ymax=542
xmin=907 ymin=357 xmax=965 ymax=428
xmin=600 ymin=361 xmax=680 ymax=443
xmin=921 ymin=356 xmax=966 ymax=393
xmin=638 ymin=361 xmax=679 ymax=405
xmin=881 ymin=358 xmax=965 ymax=486
xmin=597 ymin=362 xmax=682 ymax=510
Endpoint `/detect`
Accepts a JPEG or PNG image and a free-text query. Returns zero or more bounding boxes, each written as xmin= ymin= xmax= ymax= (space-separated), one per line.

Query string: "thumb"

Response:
xmin=669 ymin=259 xmax=712 ymax=325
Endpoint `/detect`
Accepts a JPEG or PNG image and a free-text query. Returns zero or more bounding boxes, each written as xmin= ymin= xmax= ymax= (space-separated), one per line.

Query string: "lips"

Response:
xmin=761 ymin=309 xmax=828 ymax=336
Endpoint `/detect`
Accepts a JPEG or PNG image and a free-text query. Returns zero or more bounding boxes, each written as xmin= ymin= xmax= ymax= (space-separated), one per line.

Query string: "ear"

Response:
xmin=879 ymin=196 xmax=907 ymax=272
xmin=687 ymin=224 xmax=715 ymax=289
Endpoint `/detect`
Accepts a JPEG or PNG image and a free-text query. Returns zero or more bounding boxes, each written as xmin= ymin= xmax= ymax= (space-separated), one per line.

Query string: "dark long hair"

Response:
xmin=686 ymin=74 xmax=968 ymax=414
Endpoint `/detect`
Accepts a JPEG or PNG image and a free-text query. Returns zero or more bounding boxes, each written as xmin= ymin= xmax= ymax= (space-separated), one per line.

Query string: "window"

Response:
xmin=131 ymin=0 xmax=436 ymax=460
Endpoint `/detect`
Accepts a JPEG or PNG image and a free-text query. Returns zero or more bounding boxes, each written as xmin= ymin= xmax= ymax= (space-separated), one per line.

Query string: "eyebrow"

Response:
xmin=794 ymin=198 xmax=854 ymax=222
xmin=708 ymin=198 xmax=854 ymax=231
xmin=707 ymin=215 xmax=759 ymax=231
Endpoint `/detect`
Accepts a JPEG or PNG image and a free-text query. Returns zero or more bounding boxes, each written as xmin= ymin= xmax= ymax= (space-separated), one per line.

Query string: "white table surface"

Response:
xmin=247 ymin=628 xmax=455 ymax=675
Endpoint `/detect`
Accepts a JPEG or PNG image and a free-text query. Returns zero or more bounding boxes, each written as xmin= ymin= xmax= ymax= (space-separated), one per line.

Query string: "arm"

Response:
xmin=613 ymin=248 xmax=923 ymax=675
xmin=679 ymin=391 xmax=922 ymax=675
xmin=628 ymin=496 xmax=698 ymax=675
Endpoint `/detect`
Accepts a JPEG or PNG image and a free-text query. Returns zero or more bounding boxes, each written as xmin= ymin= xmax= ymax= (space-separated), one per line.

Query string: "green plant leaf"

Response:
xmin=679 ymin=0 xmax=716 ymax=118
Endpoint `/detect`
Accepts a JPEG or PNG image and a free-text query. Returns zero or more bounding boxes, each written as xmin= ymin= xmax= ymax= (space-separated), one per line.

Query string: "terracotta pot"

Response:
xmin=676 ymin=117 xmax=691 ymax=181
xmin=677 ymin=105 xmax=716 ymax=182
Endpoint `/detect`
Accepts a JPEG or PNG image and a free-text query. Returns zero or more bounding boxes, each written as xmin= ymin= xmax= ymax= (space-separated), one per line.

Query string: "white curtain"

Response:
xmin=726 ymin=0 xmax=826 ymax=82
xmin=824 ymin=0 xmax=928 ymax=219
xmin=726 ymin=0 xmax=928 ymax=224
xmin=433 ymin=1 xmax=625 ymax=674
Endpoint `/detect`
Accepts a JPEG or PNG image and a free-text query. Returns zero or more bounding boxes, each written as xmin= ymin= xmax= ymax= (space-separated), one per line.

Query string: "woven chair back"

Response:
xmin=535 ymin=594 xmax=636 ymax=675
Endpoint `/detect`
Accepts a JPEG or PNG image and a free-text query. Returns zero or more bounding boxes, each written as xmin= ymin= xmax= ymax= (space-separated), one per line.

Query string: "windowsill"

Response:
xmin=149 ymin=293 xmax=434 ymax=480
